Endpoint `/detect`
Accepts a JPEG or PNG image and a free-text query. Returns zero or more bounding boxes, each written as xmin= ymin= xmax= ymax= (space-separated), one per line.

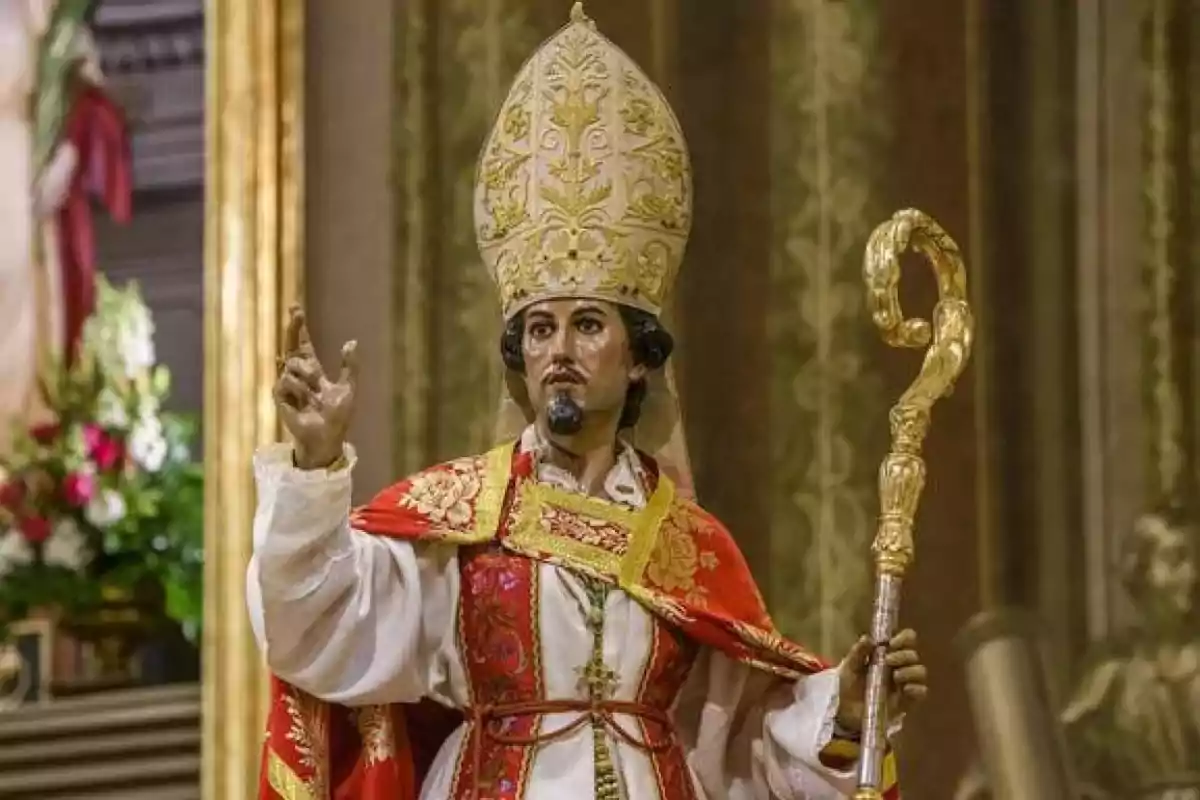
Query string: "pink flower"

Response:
xmin=62 ymin=472 xmax=97 ymax=507
xmin=83 ymin=424 xmax=103 ymax=450
xmin=30 ymin=423 xmax=60 ymax=444
xmin=83 ymin=425 xmax=125 ymax=472
xmin=0 ymin=479 xmax=25 ymax=512
xmin=19 ymin=516 xmax=51 ymax=544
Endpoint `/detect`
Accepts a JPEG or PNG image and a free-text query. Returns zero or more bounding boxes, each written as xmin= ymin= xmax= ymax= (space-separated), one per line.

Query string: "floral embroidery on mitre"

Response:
xmin=644 ymin=505 xmax=719 ymax=605
xmin=473 ymin=9 xmax=693 ymax=320
xmin=397 ymin=456 xmax=485 ymax=527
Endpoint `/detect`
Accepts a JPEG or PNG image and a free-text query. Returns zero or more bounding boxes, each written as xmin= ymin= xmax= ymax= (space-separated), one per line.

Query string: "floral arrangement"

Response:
xmin=0 ymin=277 xmax=203 ymax=643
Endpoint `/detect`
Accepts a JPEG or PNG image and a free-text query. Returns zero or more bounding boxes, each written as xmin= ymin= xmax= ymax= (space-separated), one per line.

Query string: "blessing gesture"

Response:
xmin=274 ymin=306 xmax=359 ymax=469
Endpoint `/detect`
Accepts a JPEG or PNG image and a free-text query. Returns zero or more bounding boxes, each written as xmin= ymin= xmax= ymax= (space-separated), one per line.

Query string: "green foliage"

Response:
xmin=33 ymin=0 xmax=94 ymax=173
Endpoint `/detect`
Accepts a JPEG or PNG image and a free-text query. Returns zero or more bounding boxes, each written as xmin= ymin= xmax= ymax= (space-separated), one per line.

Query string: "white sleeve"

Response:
xmin=759 ymin=669 xmax=856 ymax=798
xmin=678 ymin=650 xmax=894 ymax=800
xmin=246 ymin=443 xmax=462 ymax=708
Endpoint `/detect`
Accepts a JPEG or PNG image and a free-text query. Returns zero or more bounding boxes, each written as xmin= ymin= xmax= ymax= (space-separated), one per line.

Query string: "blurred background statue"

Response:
xmin=956 ymin=508 xmax=1200 ymax=800
xmin=1061 ymin=507 xmax=1200 ymax=799
xmin=0 ymin=0 xmax=132 ymax=460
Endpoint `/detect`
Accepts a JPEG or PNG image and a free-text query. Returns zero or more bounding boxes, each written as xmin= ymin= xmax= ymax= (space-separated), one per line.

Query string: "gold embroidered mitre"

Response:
xmin=474 ymin=2 xmax=693 ymax=320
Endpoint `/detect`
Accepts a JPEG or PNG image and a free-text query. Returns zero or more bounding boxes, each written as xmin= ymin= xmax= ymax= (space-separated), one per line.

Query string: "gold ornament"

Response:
xmin=473 ymin=2 xmax=692 ymax=320
xmin=853 ymin=209 xmax=975 ymax=799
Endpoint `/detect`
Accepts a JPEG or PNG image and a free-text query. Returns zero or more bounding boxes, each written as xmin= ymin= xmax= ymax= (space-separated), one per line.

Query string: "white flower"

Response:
xmin=0 ymin=530 xmax=34 ymax=578
xmin=96 ymin=388 xmax=130 ymax=429
xmin=43 ymin=518 xmax=91 ymax=572
xmin=137 ymin=391 xmax=160 ymax=420
xmin=129 ymin=415 xmax=168 ymax=472
xmin=80 ymin=278 xmax=159 ymax=380
xmin=120 ymin=306 xmax=156 ymax=377
xmin=85 ymin=489 xmax=127 ymax=527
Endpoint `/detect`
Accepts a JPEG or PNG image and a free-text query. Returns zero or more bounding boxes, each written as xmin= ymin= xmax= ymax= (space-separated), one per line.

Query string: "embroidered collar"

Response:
xmin=518 ymin=425 xmax=648 ymax=509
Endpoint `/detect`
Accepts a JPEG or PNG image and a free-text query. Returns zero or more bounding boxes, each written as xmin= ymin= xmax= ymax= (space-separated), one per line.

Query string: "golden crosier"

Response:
xmin=874 ymin=451 xmax=925 ymax=576
xmin=864 ymin=209 xmax=971 ymax=352
xmin=854 ymin=209 xmax=975 ymax=800
xmin=865 ymin=209 xmax=974 ymax=577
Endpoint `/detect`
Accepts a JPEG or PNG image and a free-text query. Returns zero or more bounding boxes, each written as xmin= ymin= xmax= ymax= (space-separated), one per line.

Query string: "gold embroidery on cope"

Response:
xmin=728 ymin=620 xmax=824 ymax=678
xmin=280 ymin=690 xmax=328 ymax=798
xmin=506 ymin=482 xmax=631 ymax=580
xmin=502 ymin=472 xmax=676 ymax=589
xmin=398 ymin=456 xmax=486 ymax=526
xmin=546 ymin=506 xmax=632 ymax=555
xmin=382 ymin=443 xmax=513 ymax=545
xmin=624 ymin=586 xmax=695 ymax=627
xmin=267 ymin=747 xmax=316 ymax=800
xmin=473 ymin=443 xmax=516 ymax=540
xmin=644 ymin=505 xmax=720 ymax=605
xmin=355 ymin=705 xmax=396 ymax=766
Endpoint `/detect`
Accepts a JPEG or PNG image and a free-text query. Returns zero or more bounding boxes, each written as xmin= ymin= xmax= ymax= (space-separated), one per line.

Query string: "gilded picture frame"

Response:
xmin=202 ymin=0 xmax=304 ymax=797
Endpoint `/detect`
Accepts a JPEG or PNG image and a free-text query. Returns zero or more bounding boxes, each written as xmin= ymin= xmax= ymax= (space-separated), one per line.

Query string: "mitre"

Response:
xmin=484 ymin=3 xmax=697 ymax=500
xmin=473 ymin=2 xmax=693 ymax=321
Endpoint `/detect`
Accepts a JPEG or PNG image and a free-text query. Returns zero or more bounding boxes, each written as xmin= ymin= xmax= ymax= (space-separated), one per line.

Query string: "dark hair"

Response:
xmin=500 ymin=305 xmax=674 ymax=429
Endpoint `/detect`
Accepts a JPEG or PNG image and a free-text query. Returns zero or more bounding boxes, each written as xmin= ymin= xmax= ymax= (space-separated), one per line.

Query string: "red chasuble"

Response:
xmin=259 ymin=443 xmax=901 ymax=799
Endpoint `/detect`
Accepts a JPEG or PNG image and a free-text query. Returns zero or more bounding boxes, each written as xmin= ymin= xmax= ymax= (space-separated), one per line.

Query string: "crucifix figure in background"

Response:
xmin=0 ymin=0 xmax=131 ymax=460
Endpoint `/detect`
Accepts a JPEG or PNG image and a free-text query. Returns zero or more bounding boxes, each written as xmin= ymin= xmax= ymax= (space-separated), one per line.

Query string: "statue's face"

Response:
xmin=519 ymin=298 xmax=645 ymax=431
xmin=1145 ymin=524 xmax=1197 ymax=622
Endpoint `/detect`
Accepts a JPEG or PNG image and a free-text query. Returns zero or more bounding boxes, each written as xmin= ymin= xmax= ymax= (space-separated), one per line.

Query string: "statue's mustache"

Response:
xmin=542 ymin=366 xmax=585 ymax=385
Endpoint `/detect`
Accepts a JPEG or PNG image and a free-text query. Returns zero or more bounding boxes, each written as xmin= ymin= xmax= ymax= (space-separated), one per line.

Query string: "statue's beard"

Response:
xmin=546 ymin=393 xmax=584 ymax=436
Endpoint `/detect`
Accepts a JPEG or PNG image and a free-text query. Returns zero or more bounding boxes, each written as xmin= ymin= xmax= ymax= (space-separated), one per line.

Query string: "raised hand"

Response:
xmin=835 ymin=628 xmax=928 ymax=734
xmin=273 ymin=306 xmax=359 ymax=469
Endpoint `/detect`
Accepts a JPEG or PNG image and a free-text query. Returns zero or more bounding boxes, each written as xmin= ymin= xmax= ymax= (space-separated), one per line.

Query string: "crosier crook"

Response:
xmin=854 ymin=209 xmax=975 ymax=799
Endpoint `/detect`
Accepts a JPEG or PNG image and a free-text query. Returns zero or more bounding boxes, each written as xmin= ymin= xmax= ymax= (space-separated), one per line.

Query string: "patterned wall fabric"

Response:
xmin=1141 ymin=0 xmax=1198 ymax=505
xmin=1189 ymin=6 xmax=1200 ymax=500
xmin=392 ymin=0 xmax=539 ymax=475
xmin=765 ymin=0 xmax=889 ymax=655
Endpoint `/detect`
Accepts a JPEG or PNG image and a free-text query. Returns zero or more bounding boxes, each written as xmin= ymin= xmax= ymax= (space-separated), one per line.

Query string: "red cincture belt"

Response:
xmin=465 ymin=698 xmax=675 ymax=799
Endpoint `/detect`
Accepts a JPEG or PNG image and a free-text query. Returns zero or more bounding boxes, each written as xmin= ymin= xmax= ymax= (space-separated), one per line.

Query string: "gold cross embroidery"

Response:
xmin=579 ymin=577 xmax=621 ymax=799
xmin=578 ymin=657 xmax=618 ymax=704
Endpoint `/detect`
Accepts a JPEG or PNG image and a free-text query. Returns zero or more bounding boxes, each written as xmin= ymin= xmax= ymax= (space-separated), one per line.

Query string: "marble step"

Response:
xmin=0 ymin=683 xmax=201 ymax=799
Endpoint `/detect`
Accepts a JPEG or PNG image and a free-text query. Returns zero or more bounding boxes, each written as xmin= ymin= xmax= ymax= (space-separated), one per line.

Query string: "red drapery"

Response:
xmin=56 ymin=81 xmax=133 ymax=363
